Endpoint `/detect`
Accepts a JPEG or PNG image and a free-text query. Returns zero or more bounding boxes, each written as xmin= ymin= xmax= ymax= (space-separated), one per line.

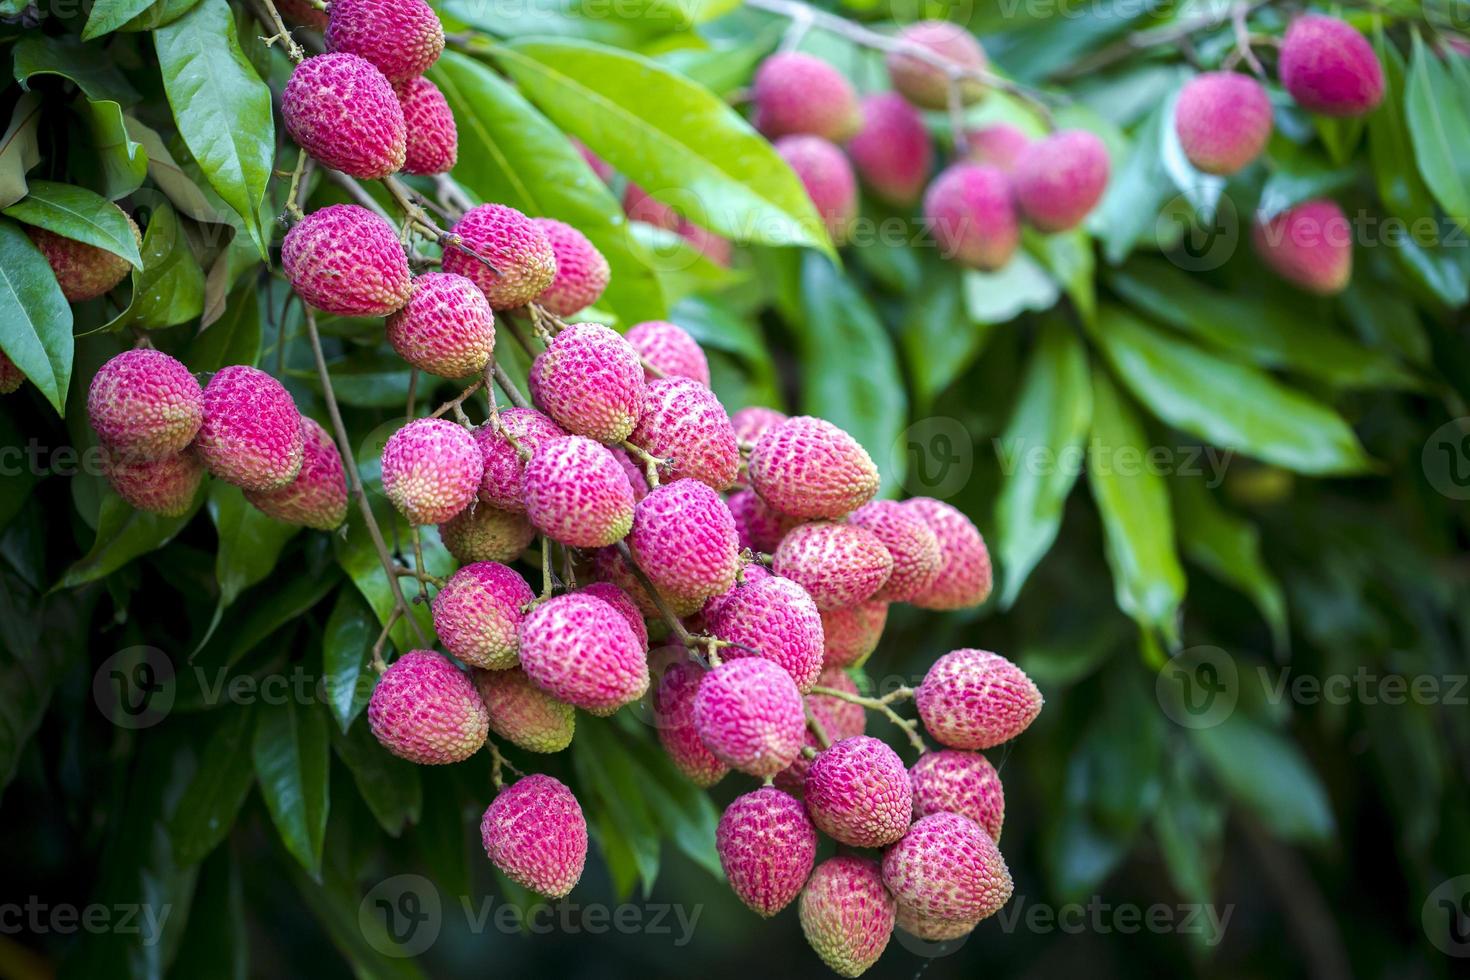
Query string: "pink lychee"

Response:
xmin=395 ymin=76 xmax=458 ymax=176
xmin=909 ymin=749 xmax=1005 ymax=841
xmin=923 ymin=162 xmax=1020 ymax=271
xmin=1278 ymin=14 xmax=1384 ymax=117
xmin=710 ymin=575 xmax=825 ymax=693
xmin=903 ymin=497 xmax=992 ymax=609
xmin=627 ymin=377 xmax=740 ymax=490
xmin=717 ymin=787 xmax=818 ymax=917
xmin=610 ymin=445 xmax=650 ymax=502
xmin=1252 ymin=198 xmax=1353 ymax=295
xmin=887 ymin=20 xmax=988 ymax=109
xmin=914 ymin=649 xmax=1042 ymax=750
xmin=282 ymin=53 xmax=406 ymax=179
xmin=244 ymin=416 xmax=348 ymax=530
xmin=386 ymin=272 xmax=494 ymax=377
xmin=849 ymin=500 xmax=942 ymax=602
xmin=87 ymin=349 xmax=202 ymax=461
xmin=964 ymin=123 xmax=1030 ymax=172
xmin=324 ymin=0 xmax=443 ymax=83
xmin=799 ymin=856 xmax=895 ymax=978
xmin=752 ymin=52 xmax=861 ymax=141
xmin=431 ymin=561 xmax=535 ymax=670
xmin=439 ymin=503 xmax=536 ymax=564
xmin=518 ymin=592 xmax=648 ymax=714
xmin=26 ymin=209 xmax=139 ymax=302
xmin=441 ymin=203 xmax=557 ymax=310
xmin=1012 ymin=129 xmax=1110 ymax=232
xmin=195 ymin=366 xmax=305 ymax=492
xmin=528 ymin=322 xmax=645 ymax=442
xmin=480 ymin=774 xmax=587 ymax=898
xmin=820 ymin=600 xmax=888 ymax=670
xmin=625 ymin=320 xmax=710 ymax=386
xmin=805 ymin=735 xmax=912 ymax=847
xmin=700 ymin=563 xmax=773 ymax=629
xmin=578 ymin=582 xmax=648 ymax=651
xmin=896 ymin=904 xmax=981 ymax=942
xmin=748 ymin=416 xmax=879 ymax=520
xmin=473 ymin=407 xmax=566 ymax=513
xmin=726 ymin=488 xmax=796 ymax=554
xmin=773 ymin=521 xmax=893 ymax=610
xmin=1175 ymin=71 xmax=1273 ymax=175
xmin=654 ymin=658 xmax=730 ymax=787
xmin=474 ymin=667 xmax=575 ymax=753
xmin=282 ymin=204 xmax=412 ymax=316
xmin=775 ymin=135 xmax=858 ymax=244
xmin=380 ymin=417 xmax=481 ymax=525
xmin=628 ymin=479 xmax=741 ymax=617
xmin=523 ymin=435 xmax=635 ymax=548
xmin=533 ymin=218 xmax=609 ymax=317
xmin=368 ymin=650 xmax=489 ymax=764
xmin=882 ymin=811 xmax=1013 ymax=923
xmin=693 ymin=657 xmax=806 ymax=777
xmin=731 ymin=406 xmax=788 ymax=447
xmin=846 ymin=92 xmax=933 ymax=207
xmin=103 ymin=448 xmax=206 ymax=517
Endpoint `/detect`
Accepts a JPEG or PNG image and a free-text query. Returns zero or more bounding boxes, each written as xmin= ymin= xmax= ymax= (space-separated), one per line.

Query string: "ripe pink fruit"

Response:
xmin=529 ymin=323 xmax=645 ymax=443
xmin=799 ymin=856 xmax=895 ymax=978
xmin=442 ymin=203 xmax=557 ymax=310
xmin=195 ymin=366 xmax=304 ymax=492
xmin=386 ymin=272 xmax=494 ymax=377
xmin=610 ymin=445 xmax=649 ymax=501
xmin=914 ymin=649 xmax=1042 ymax=750
xmin=1012 ymin=129 xmax=1110 ymax=232
xmin=244 ymin=416 xmax=348 ymax=530
xmin=625 ymin=320 xmax=710 ymax=386
xmin=773 ymin=521 xmax=893 ymax=610
xmin=474 ymin=667 xmax=575 ymax=753
xmin=847 ymin=93 xmax=933 ymax=207
xmin=523 ymin=435 xmax=635 ymax=548
xmin=395 ymin=76 xmax=458 ymax=175
xmin=700 ymin=563 xmax=772 ymax=628
xmin=1251 ymin=198 xmax=1353 ymax=295
xmin=628 ymin=377 xmax=740 ymax=490
xmin=0 ymin=352 xmax=23 ymax=394
xmin=628 ymin=479 xmax=741 ymax=617
xmin=578 ymin=582 xmax=648 ymax=651
xmin=965 ymin=123 xmax=1029 ymax=172
xmin=903 ymin=497 xmax=992 ymax=609
xmin=473 ymin=407 xmax=565 ymax=513
xmin=532 ymin=218 xmax=609 ymax=317
xmin=748 ymin=416 xmax=879 ymax=520
xmin=282 ymin=53 xmax=406 ymax=179
xmin=380 ymin=417 xmax=482 ymax=525
xmin=431 ymin=561 xmax=535 ymax=669
xmin=775 ymin=666 xmax=866 ymax=793
xmin=717 ymin=787 xmax=818 ymax=917
xmin=693 ymin=657 xmax=806 ymax=777
xmin=27 ymin=212 xmax=138 ymax=302
xmin=103 ymin=448 xmax=206 ymax=517
xmin=909 ymin=749 xmax=1005 ymax=841
xmin=896 ymin=904 xmax=981 ymax=942
xmin=518 ymin=592 xmax=648 ymax=714
xmin=727 ymin=488 xmax=796 ymax=554
xmin=654 ymin=659 xmax=729 ymax=787
xmin=820 ymin=600 xmax=888 ymax=670
xmin=882 ymin=811 xmax=1013 ymax=923
xmin=324 ymin=0 xmax=443 ymax=83
xmin=368 ymin=650 xmax=489 ymax=764
xmin=848 ymin=500 xmax=942 ymax=602
xmin=775 ymin=135 xmax=858 ymax=244
xmin=731 ymin=406 xmax=787 ymax=447
xmin=887 ymin=20 xmax=987 ymax=109
xmin=710 ymin=575 xmax=825 ymax=693
xmin=87 ymin=349 xmax=202 ymax=461
xmin=1278 ymin=14 xmax=1384 ymax=117
xmin=752 ymin=52 xmax=861 ymax=141
xmin=1175 ymin=72 xmax=1273 ymax=175
xmin=805 ymin=735 xmax=912 ymax=847
xmin=439 ymin=504 xmax=536 ymax=563
xmin=480 ymin=774 xmax=587 ymax=898
xmin=923 ymin=162 xmax=1020 ymax=271
xmin=282 ymin=204 xmax=412 ymax=316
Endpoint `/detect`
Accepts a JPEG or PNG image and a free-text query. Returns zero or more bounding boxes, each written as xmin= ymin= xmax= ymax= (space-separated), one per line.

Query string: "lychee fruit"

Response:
xmin=799 ymin=856 xmax=895 ymax=978
xmin=752 ymin=52 xmax=861 ymax=141
xmin=887 ymin=20 xmax=988 ymax=109
xmin=903 ymin=497 xmax=992 ymax=609
xmin=103 ymin=448 xmax=206 ymax=517
xmin=625 ymin=320 xmax=710 ymax=386
xmin=528 ymin=322 xmax=645 ymax=442
xmin=909 ymin=749 xmax=1005 ymax=841
xmin=848 ymin=500 xmax=942 ymax=602
xmin=654 ymin=658 xmax=730 ymax=787
xmin=1174 ymin=71 xmax=1273 ymax=175
xmin=846 ymin=92 xmax=933 ymax=207
xmin=1251 ymin=198 xmax=1353 ymax=295
xmin=700 ymin=563 xmax=772 ymax=632
xmin=282 ymin=204 xmax=412 ymax=316
xmin=518 ymin=592 xmax=648 ymax=714
xmin=368 ymin=650 xmax=489 ymax=764
xmin=693 ymin=657 xmax=806 ymax=777
xmin=282 ymin=53 xmax=406 ymax=179
xmin=964 ymin=123 xmax=1029 ymax=172
xmin=194 ymin=366 xmax=305 ymax=492
xmin=882 ymin=811 xmax=1013 ymax=923
xmin=717 ymin=787 xmax=818 ymax=917
xmin=0 ymin=352 xmax=24 ymax=394
xmin=324 ymin=0 xmax=443 ymax=83
xmin=628 ymin=479 xmax=741 ymax=617
xmin=244 ymin=416 xmax=348 ymax=529
xmin=896 ymin=904 xmax=981 ymax=942
xmin=775 ymin=135 xmax=858 ymax=243
xmin=710 ymin=575 xmax=824 ymax=693
xmin=480 ymin=774 xmax=587 ymax=898
xmin=439 ymin=503 xmax=536 ymax=564
xmin=610 ymin=445 xmax=649 ymax=501
xmin=923 ymin=162 xmax=1020 ymax=271
xmin=773 ymin=521 xmax=893 ymax=610
xmin=532 ymin=218 xmax=610 ymax=317
xmin=820 ymin=600 xmax=888 ymax=670
xmin=627 ymin=377 xmax=740 ymax=490
xmin=87 ymin=349 xmax=202 ymax=461
xmin=431 ymin=561 xmax=535 ymax=670
xmin=727 ymin=488 xmax=796 ymax=554
xmin=386 ymin=272 xmax=494 ymax=378
xmin=731 ymin=405 xmax=788 ymax=447
xmin=1012 ymin=129 xmax=1110 ymax=232
xmin=474 ymin=667 xmax=575 ymax=753
xmin=523 ymin=435 xmax=635 ymax=548
xmin=1278 ymin=14 xmax=1384 ymax=117
xmin=441 ymin=203 xmax=557 ymax=310
xmin=473 ymin=407 xmax=566 ymax=513
xmin=775 ymin=666 xmax=866 ymax=794
xmin=805 ymin=735 xmax=912 ymax=847
xmin=748 ymin=415 xmax=879 ymax=520
xmin=27 ymin=210 xmax=139 ymax=302
xmin=914 ymin=649 xmax=1042 ymax=750
xmin=578 ymin=581 xmax=648 ymax=651
xmin=395 ymin=76 xmax=458 ymax=176
xmin=380 ymin=417 xmax=482 ymax=525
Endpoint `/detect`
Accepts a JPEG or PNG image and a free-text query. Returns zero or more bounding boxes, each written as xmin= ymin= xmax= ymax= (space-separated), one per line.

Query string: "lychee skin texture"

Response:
xmin=909 ymin=749 xmax=1005 ymax=841
xmin=748 ymin=416 xmax=879 ymax=520
xmin=700 ymin=563 xmax=773 ymax=629
xmin=1278 ymin=14 xmax=1384 ymax=117
xmin=775 ymin=666 xmax=866 ymax=794
xmin=846 ymin=92 xmax=933 ymax=207
xmin=474 ymin=667 xmax=575 ymax=753
xmin=628 ymin=377 xmax=740 ymax=490
xmin=625 ymin=320 xmax=710 ymax=386
xmin=87 ymin=349 xmax=202 ymax=461
xmin=480 ymin=774 xmax=588 ymax=898
xmin=731 ymin=406 xmax=788 ymax=447
xmin=324 ymin=0 xmax=443 ymax=83
xmin=654 ymin=659 xmax=730 ymax=787
xmin=282 ymin=53 xmax=406 ymax=179
xmin=1175 ymin=72 xmax=1273 ymax=176
xmin=628 ymin=479 xmax=741 ymax=617
xmin=442 ymin=204 xmax=558 ymax=311
xmin=518 ymin=593 xmax=648 ymax=714
xmin=965 ymin=123 xmax=1030 ymax=172
xmin=523 ymin=436 xmax=635 ymax=548
xmin=914 ymin=649 xmax=1042 ymax=750
xmin=195 ymin=366 xmax=305 ymax=492
xmin=529 ymin=323 xmax=645 ymax=442
xmin=431 ymin=562 xmax=535 ymax=670
xmin=244 ymin=417 xmax=349 ymax=530
xmin=473 ymin=407 xmax=566 ymax=513
xmin=775 ymin=135 xmax=859 ymax=244
xmin=717 ymin=787 xmax=818 ymax=918
xmin=0 ymin=352 xmax=24 ymax=394
xmin=611 ymin=445 xmax=649 ymax=502
xmin=578 ymin=582 xmax=648 ymax=651
xmin=896 ymin=904 xmax=980 ymax=942
xmin=710 ymin=575 xmax=825 ymax=693
xmin=694 ymin=657 xmax=806 ymax=778
xmin=440 ymin=504 xmax=536 ymax=564
xmin=381 ymin=418 xmax=482 ymax=525
xmin=27 ymin=213 xmax=138 ymax=302
xmin=727 ymin=488 xmax=796 ymax=554
xmin=752 ymin=52 xmax=862 ymax=142
xmin=820 ymin=600 xmax=889 ymax=670
xmin=882 ymin=811 xmax=1014 ymax=923
xmin=282 ymin=204 xmax=412 ymax=316
xmin=774 ymin=521 xmax=894 ymax=611
xmin=368 ymin=650 xmax=489 ymax=764
xmin=1012 ymin=129 xmax=1110 ymax=233
xmin=923 ymin=163 xmax=1020 ymax=271
xmin=887 ymin=20 xmax=988 ymax=109
xmin=386 ymin=272 xmax=494 ymax=378
xmin=395 ymin=76 xmax=458 ymax=176
xmin=1251 ymin=198 xmax=1353 ymax=295
xmin=533 ymin=219 xmax=610 ymax=317
xmin=103 ymin=449 xmax=206 ymax=517
xmin=805 ymin=735 xmax=913 ymax=848
xmin=849 ymin=500 xmax=942 ymax=602
xmin=904 ymin=497 xmax=993 ymax=610
xmin=799 ymin=856 xmax=896 ymax=979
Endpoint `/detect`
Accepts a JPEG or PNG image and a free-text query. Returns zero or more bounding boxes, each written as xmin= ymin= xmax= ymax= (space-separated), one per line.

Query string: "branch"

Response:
xmin=809 ymin=684 xmax=926 ymax=754
xmin=1049 ymin=0 xmax=1273 ymax=81
xmin=614 ymin=540 xmax=694 ymax=646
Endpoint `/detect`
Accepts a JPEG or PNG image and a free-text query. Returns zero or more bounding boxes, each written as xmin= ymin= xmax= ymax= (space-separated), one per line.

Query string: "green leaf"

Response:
xmin=1092 ymin=98 xmax=1173 ymax=263
xmin=659 ymin=36 xmax=776 ymax=96
xmin=571 ymin=723 xmax=662 ymax=897
xmin=1368 ymin=28 xmax=1436 ymax=225
xmin=58 ymin=488 xmax=203 ymax=589
xmin=961 ymin=250 xmax=1060 ymax=324
xmin=188 ymin=280 xmax=262 ymax=371
xmin=83 ymin=0 xmax=161 ymax=39
xmin=73 ymin=99 xmax=149 ymax=200
xmin=1028 ymin=227 xmax=1095 ymax=324
xmin=1405 ymin=30 xmax=1470 ymax=230
xmin=0 ymin=217 xmax=73 ymax=415
xmin=125 ymin=116 xmax=224 ymax=225
xmin=170 ymin=706 xmax=257 ymax=865
xmin=154 ymin=0 xmax=274 ymax=257
xmin=322 ymin=588 xmax=378 ymax=732
xmin=209 ymin=482 xmax=301 ymax=608
xmin=169 ymin=847 xmax=248 ymax=980
xmin=0 ymin=575 xmax=89 ymax=797
xmin=11 ymin=34 xmax=138 ymax=104
xmin=1191 ymin=713 xmax=1335 ymax=844
xmin=331 ymin=719 xmax=423 ymax=837
xmin=253 ymin=697 xmax=331 ymax=880
xmin=1153 ymin=750 xmax=1226 ymax=909
xmin=0 ymin=92 xmax=43 ymax=210
xmin=284 ymin=858 xmax=430 ymax=978
xmin=336 ymin=496 xmax=450 ymax=652
xmin=901 ymin=264 xmax=993 ymax=409
xmin=2 ymin=180 xmax=142 ymax=268
xmin=105 ymin=202 xmax=205 ymax=331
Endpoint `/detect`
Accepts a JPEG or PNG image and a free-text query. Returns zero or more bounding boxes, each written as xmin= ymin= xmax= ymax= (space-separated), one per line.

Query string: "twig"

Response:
xmin=1231 ymin=1 xmax=1267 ymax=78
xmin=251 ymin=0 xmax=305 ymax=64
xmin=370 ymin=607 xmax=402 ymax=672
xmin=805 ymin=704 xmax=832 ymax=749
xmin=491 ymin=363 xmax=532 ymax=409
xmin=614 ymin=540 xmax=694 ymax=646
xmin=391 ymin=561 xmax=445 ymax=589
xmin=620 ymin=440 xmax=666 ymax=489
xmin=428 ymin=377 xmax=486 ymax=419
xmin=810 ymin=684 xmax=926 ymax=754
xmin=1049 ymin=0 xmax=1272 ymax=81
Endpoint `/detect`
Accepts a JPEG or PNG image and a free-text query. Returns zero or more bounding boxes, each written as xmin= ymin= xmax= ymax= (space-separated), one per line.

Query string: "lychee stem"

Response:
xmin=620 ymin=440 xmax=666 ymax=489
xmin=250 ymin=0 xmax=305 ymax=65
xmin=410 ymin=526 xmax=430 ymax=603
xmin=804 ymin=704 xmax=832 ymax=749
xmin=1230 ymin=1 xmax=1268 ymax=78
xmin=1051 ymin=0 xmax=1272 ymax=81
xmin=490 ymin=363 xmax=532 ymax=410
xmin=808 ymin=684 xmax=927 ymax=755
xmin=613 ymin=540 xmax=695 ymax=646
xmin=370 ymin=607 xmax=402 ymax=673
xmin=427 ymin=376 xmax=486 ymax=421
xmin=540 ymin=535 xmax=555 ymax=599
xmin=391 ymin=561 xmax=445 ymax=590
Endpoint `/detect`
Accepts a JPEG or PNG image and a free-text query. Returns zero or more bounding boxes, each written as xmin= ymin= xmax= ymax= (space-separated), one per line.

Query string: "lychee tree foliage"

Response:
xmin=2 ymin=0 xmax=1469 ymax=977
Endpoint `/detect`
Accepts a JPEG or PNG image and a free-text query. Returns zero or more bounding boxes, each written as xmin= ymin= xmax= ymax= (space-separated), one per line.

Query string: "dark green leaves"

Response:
xmin=1191 ymin=714 xmax=1335 ymax=844
xmin=253 ymin=698 xmax=331 ymax=880
xmin=0 ymin=94 xmax=43 ymax=210
xmin=322 ymin=588 xmax=379 ymax=732
xmin=3 ymin=180 xmax=143 ymax=268
xmin=170 ymin=706 xmax=257 ymax=865
xmin=332 ymin=719 xmax=423 ymax=837
xmin=1405 ymin=30 xmax=1470 ymax=229
xmin=83 ymin=0 xmax=164 ymax=40
xmin=0 ymin=217 xmax=73 ymax=414
xmin=105 ymin=202 xmax=205 ymax=331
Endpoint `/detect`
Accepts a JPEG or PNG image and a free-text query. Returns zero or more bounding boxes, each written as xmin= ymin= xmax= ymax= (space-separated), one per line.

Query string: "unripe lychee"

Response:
xmin=103 ymin=448 xmax=206 ymax=517
xmin=480 ymin=774 xmax=587 ymax=898
xmin=473 ymin=407 xmax=566 ymax=513
xmin=887 ymin=20 xmax=987 ymax=109
xmin=752 ymin=52 xmax=861 ymax=141
xmin=820 ymin=600 xmax=888 ymax=670
xmin=895 ymin=904 xmax=979 ymax=942
xmin=380 ymin=417 xmax=482 ymax=525
xmin=441 ymin=204 xmax=557 ymax=310
xmin=1278 ymin=14 xmax=1384 ymax=117
xmin=775 ymin=666 xmax=866 ymax=793
xmin=282 ymin=204 xmax=412 ymax=316
xmin=805 ymin=735 xmax=912 ymax=847
xmin=244 ymin=417 xmax=348 ymax=530
xmin=849 ymin=500 xmax=942 ymax=602
xmin=846 ymin=93 xmax=933 ymax=207
xmin=195 ymin=366 xmax=305 ymax=492
xmin=474 ymin=667 xmax=575 ymax=753
xmin=903 ymin=497 xmax=992 ymax=609
xmin=625 ymin=320 xmax=710 ymax=386
xmin=27 ymin=211 xmax=139 ymax=302
xmin=628 ymin=479 xmax=741 ymax=617
xmin=882 ymin=811 xmax=1013 ymax=923
xmin=529 ymin=323 xmax=645 ymax=442
xmin=1174 ymin=72 xmax=1273 ymax=175
xmin=1012 ymin=129 xmax=1110 ymax=232
xmin=87 ymin=349 xmax=202 ymax=461
xmin=1251 ymin=198 xmax=1353 ymax=295
xmin=923 ymin=162 xmax=1020 ymax=271
xmin=727 ymin=488 xmax=796 ymax=554
xmin=439 ymin=504 xmax=536 ymax=564
xmin=628 ymin=377 xmax=739 ymax=490
xmin=909 ymin=749 xmax=1005 ymax=841
xmin=518 ymin=593 xmax=648 ymax=714
xmin=710 ymin=575 xmax=824 ymax=693
xmin=717 ymin=787 xmax=818 ymax=918
xmin=324 ymin=0 xmax=443 ymax=83
xmin=694 ymin=657 xmax=806 ymax=777
xmin=368 ymin=650 xmax=489 ymax=764
xmin=282 ymin=53 xmax=406 ymax=179
xmin=799 ymin=856 xmax=895 ymax=978
xmin=964 ymin=123 xmax=1029 ymax=172
xmin=0 ymin=352 xmax=23 ymax=394
xmin=531 ymin=218 xmax=609 ymax=317
xmin=578 ymin=582 xmax=648 ymax=651
xmin=775 ymin=135 xmax=858 ymax=244
xmin=914 ymin=649 xmax=1042 ymax=750
xmin=654 ymin=659 xmax=729 ymax=787
xmin=748 ymin=416 xmax=879 ymax=520
xmin=773 ymin=521 xmax=893 ymax=610
xmin=523 ymin=435 xmax=635 ymax=548
xmin=431 ymin=561 xmax=535 ymax=670
xmin=395 ymin=76 xmax=458 ymax=176
xmin=386 ymin=272 xmax=494 ymax=377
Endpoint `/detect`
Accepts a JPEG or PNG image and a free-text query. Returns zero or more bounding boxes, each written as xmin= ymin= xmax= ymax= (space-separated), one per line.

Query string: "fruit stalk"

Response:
xmin=808 ymin=683 xmax=926 ymax=755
